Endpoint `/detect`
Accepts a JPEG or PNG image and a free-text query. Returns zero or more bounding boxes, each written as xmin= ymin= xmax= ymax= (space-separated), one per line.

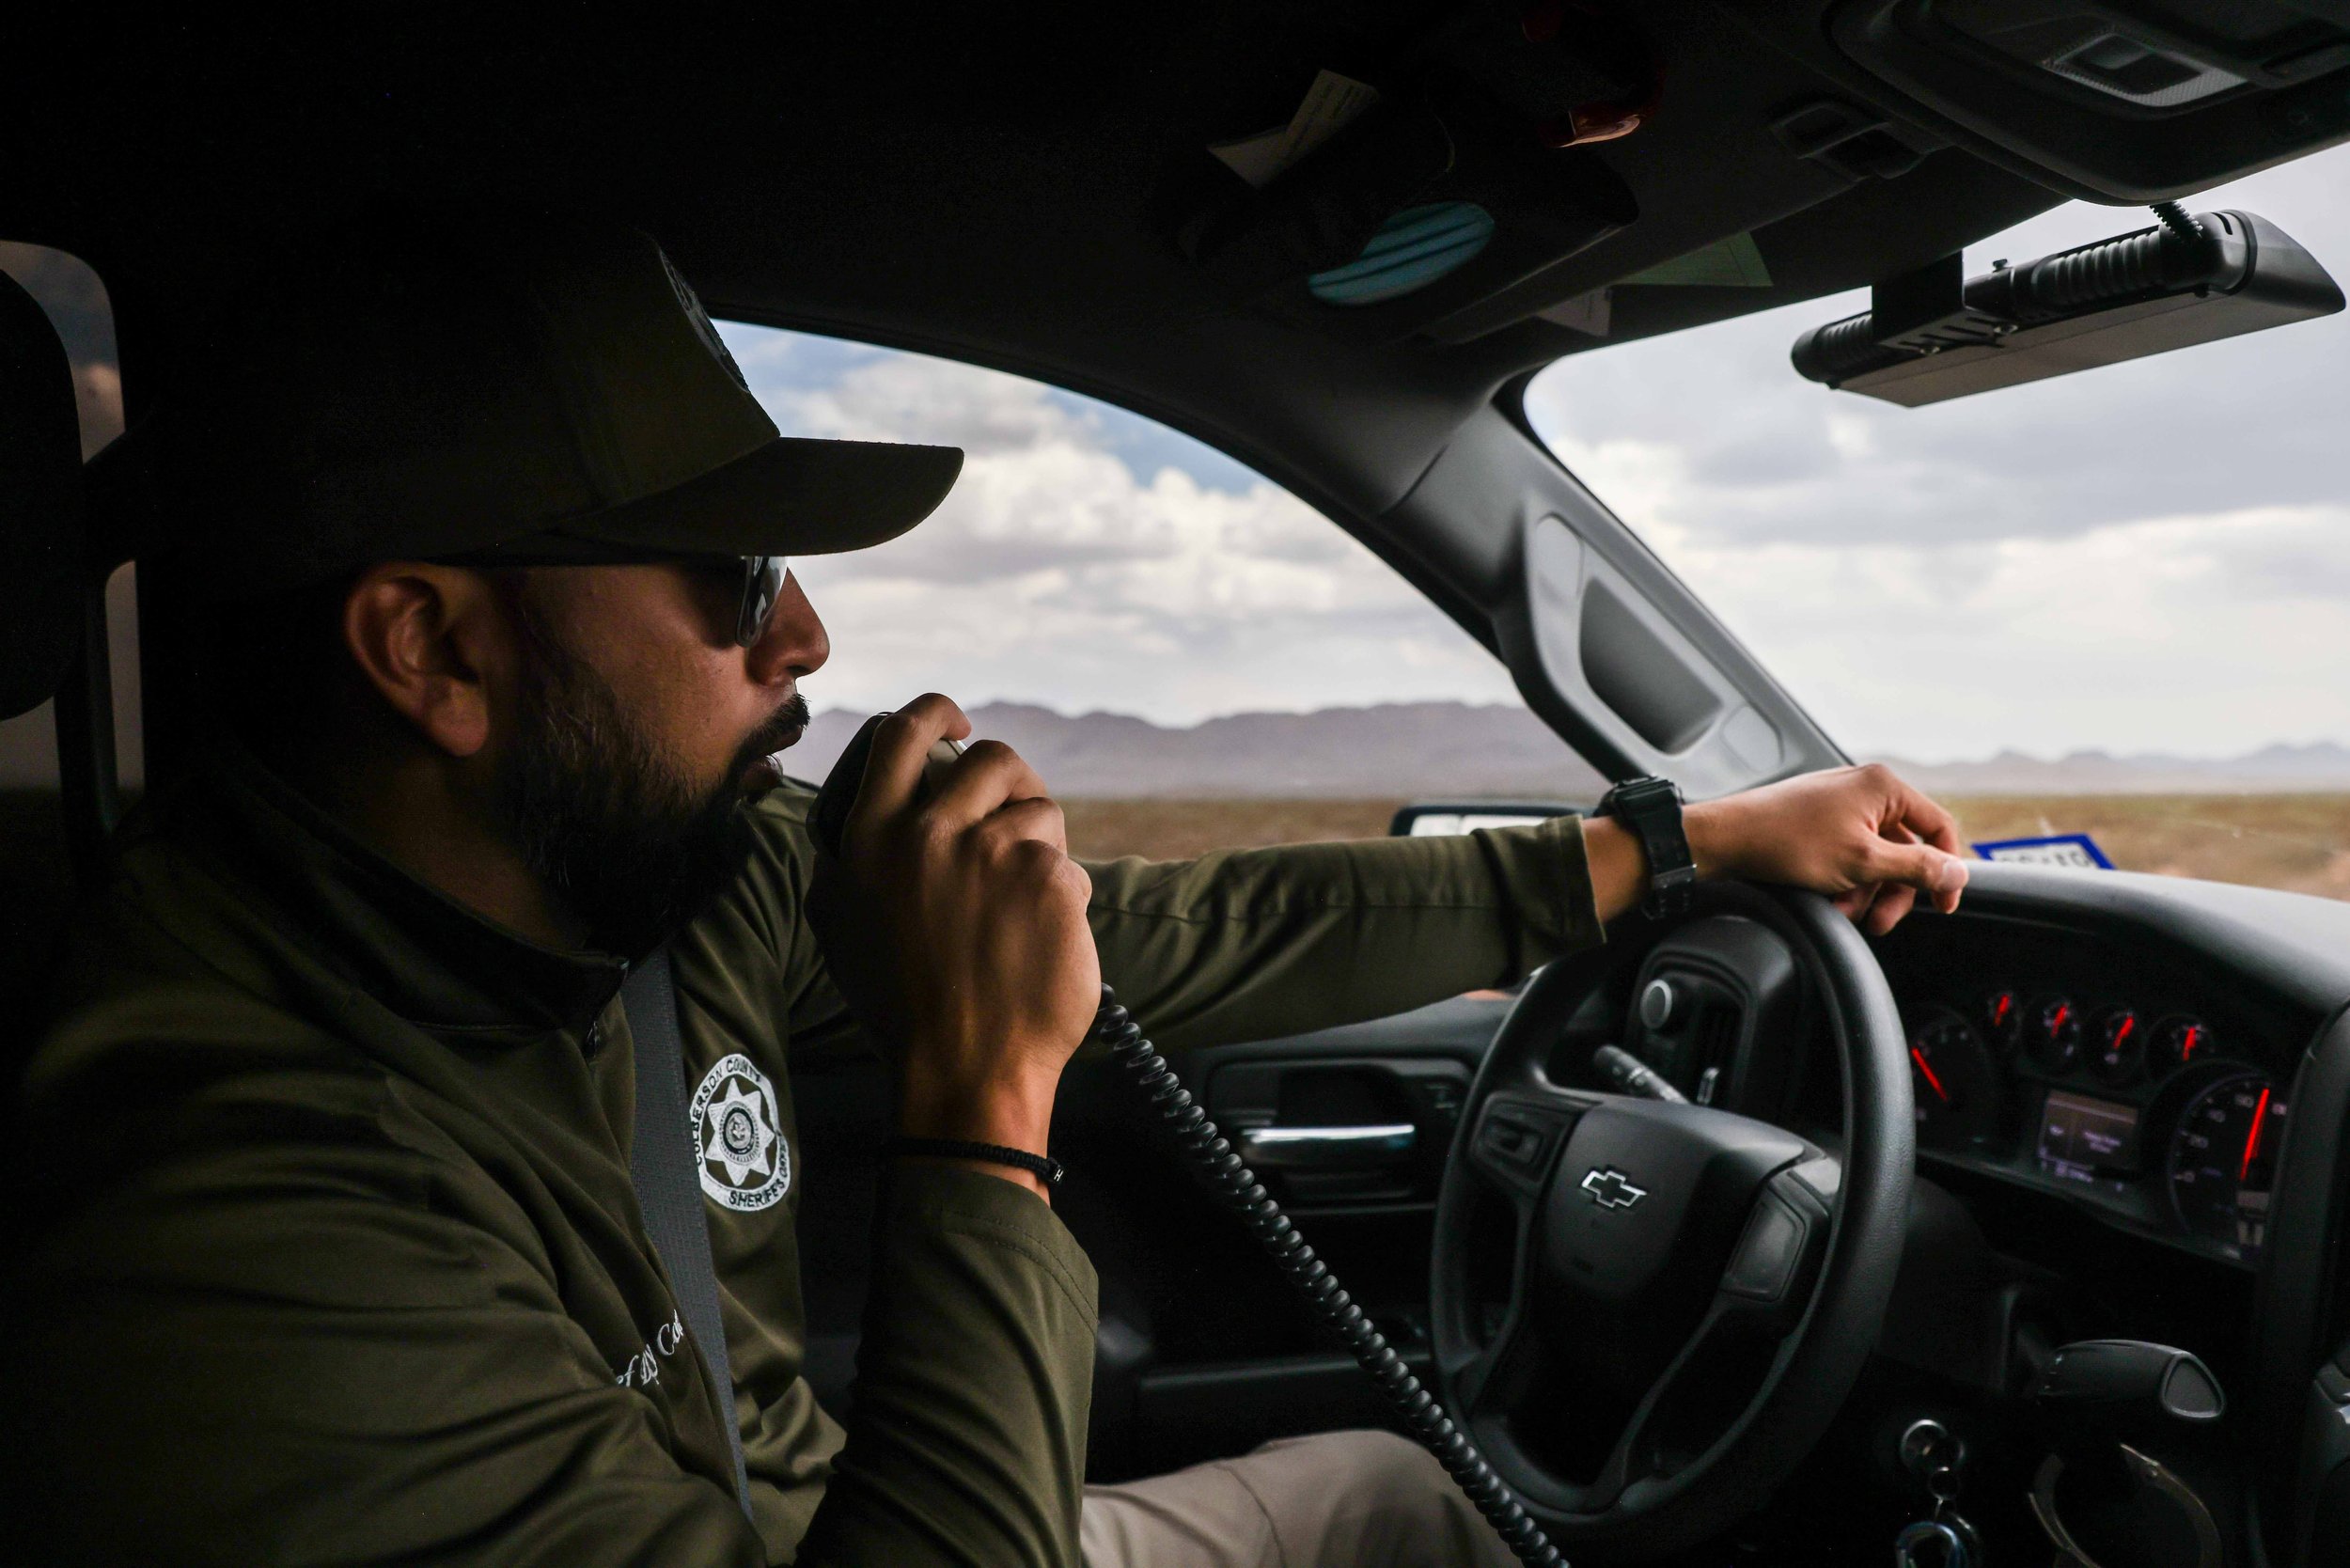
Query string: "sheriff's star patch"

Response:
xmin=689 ymin=1054 xmax=790 ymax=1212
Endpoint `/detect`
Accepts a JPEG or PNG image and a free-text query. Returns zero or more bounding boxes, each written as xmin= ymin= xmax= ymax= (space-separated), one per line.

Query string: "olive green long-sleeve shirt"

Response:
xmin=8 ymin=744 xmax=1600 ymax=1567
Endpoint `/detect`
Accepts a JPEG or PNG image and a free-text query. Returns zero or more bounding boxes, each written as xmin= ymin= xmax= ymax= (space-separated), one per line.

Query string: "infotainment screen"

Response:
xmin=2037 ymin=1090 xmax=2142 ymax=1180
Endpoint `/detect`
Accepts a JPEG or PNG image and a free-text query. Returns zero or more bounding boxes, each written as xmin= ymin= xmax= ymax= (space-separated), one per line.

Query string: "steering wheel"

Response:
xmin=1430 ymin=883 xmax=1914 ymax=1561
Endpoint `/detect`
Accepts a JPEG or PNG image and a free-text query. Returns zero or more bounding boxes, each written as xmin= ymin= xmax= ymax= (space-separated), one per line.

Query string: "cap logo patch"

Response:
xmin=690 ymin=1053 xmax=790 ymax=1212
xmin=659 ymin=248 xmax=752 ymax=394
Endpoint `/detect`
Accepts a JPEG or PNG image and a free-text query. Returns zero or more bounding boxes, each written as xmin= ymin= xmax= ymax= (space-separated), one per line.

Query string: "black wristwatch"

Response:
xmin=1594 ymin=776 xmax=1696 ymax=919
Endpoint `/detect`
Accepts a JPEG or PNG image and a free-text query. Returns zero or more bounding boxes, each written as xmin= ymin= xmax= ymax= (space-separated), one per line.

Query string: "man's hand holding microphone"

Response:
xmin=808 ymin=694 xmax=1102 ymax=1201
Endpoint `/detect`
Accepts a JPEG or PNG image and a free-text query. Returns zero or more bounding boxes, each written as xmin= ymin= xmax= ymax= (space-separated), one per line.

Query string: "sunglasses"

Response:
xmin=438 ymin=540 xmax=789 ymax=649
xmin=730 ymin=555 xmax=788 ymax=649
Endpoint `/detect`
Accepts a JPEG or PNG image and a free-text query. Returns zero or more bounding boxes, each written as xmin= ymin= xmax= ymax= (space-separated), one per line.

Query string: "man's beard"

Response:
xmin=494 ymin=599 xmax=807 ymax=956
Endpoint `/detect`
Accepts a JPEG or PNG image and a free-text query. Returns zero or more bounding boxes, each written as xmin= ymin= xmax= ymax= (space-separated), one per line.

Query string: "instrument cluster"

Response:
xmin=1906 ymin=988 xmax=2287 ymax=1266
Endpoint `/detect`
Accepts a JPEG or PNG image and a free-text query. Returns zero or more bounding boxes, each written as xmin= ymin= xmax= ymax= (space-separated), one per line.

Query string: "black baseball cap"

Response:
xmin=117 ymin=212 xmax=963 ymax=603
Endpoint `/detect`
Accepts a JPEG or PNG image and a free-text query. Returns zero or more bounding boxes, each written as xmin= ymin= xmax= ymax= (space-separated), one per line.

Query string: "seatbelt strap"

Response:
xmin=620 ymin=946 xmax=754 ymax=1518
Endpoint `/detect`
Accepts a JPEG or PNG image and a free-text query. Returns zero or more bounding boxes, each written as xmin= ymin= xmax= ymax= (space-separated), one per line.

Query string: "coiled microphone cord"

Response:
xmin=1094 ymin=985 xmax=1566 ymax=1568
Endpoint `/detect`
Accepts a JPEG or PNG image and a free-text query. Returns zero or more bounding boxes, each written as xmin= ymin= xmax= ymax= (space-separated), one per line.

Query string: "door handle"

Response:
xmin=1235 ymin=1123 xmax=1418 ymax=1169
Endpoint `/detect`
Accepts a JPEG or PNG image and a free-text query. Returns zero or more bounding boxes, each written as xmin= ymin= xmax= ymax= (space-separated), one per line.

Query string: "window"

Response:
xmin=715 ymin=322 xmax=1603 ymax=858
xmin=1522 ymin=146 xmax=2350 ymax=899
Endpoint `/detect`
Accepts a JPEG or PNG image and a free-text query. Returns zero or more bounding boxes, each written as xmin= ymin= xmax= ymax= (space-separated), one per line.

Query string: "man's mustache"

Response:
xmin=735 ymin=693 xmax=810 ymax=771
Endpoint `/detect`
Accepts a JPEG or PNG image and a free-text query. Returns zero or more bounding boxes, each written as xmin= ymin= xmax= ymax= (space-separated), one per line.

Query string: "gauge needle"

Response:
xmin=2238 ymin=1087 xmax=2273 ymax=1182
xmin=1910 ymin=1046 xmax=1950 ymax=1104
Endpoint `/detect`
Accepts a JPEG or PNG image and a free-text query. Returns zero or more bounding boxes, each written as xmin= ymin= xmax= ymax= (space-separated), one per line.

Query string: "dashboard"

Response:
xmin=1197 ymin=858 xmax=2350 ymax=1560
xmin=1872 ymin=910 xmax=2308 ymax=1272
xmin=1613 ymin=873 xmax=2339 ymax=1282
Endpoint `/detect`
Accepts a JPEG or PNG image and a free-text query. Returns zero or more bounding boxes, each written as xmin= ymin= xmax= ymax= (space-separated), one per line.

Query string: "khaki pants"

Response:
xmin=1080 ymin=1430 xmax=1518 ymax=1568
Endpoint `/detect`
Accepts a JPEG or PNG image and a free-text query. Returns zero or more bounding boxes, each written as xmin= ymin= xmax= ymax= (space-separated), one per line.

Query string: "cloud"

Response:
xmin=726 ymin=335 xmax=1522 ymax=724
xmin=1592 ymin=500 xmax=2350 ymax=760
xmin=776 ymin=353 xmax=1101 ymax=456
xmin=1526 ymin=151 xmax=2350 ymax=551
xmin=1523 ymin=147 xmax=2350 ymax=758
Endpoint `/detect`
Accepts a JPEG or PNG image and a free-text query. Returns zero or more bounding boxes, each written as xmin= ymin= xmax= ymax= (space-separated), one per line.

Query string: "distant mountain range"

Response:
xmin=787 ymin=702 xmax=2350 ymax=799
xmin=5 ymin=696 xmax=2344 ymax=797
xmin=1872 ymin=741 xmax=2350 ymax=796
xmin=786 ymin=702 xmax=1610 ymax=800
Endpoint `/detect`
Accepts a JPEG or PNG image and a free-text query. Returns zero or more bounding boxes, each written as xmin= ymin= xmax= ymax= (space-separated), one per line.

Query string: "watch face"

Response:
xmin=1610 ymin=776 xmax=1682 ymax=809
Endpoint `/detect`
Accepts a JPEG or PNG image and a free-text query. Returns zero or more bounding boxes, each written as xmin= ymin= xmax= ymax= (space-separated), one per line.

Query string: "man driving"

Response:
xmin=8 ymin=216 xmax=1969 ymax=1568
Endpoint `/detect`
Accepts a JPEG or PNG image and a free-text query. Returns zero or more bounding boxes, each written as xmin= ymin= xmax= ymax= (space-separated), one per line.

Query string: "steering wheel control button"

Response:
xmin=1473 ymin=1101 xmax=1569 ymax=1184
xmin=1721 ymin=1191 xmax=1809 ymax=1303
xmin=1638 ymin=978 xmax=1678 ymax=1030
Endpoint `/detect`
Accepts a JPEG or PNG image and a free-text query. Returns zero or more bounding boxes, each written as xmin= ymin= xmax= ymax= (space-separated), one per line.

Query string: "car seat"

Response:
xmin=0 ymin=265 xmax=93 ymax=1083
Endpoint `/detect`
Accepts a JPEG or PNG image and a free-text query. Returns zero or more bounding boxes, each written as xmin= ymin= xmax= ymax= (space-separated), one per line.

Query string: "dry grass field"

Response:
xmin=1062 ymin=799 xmax=1402 ymax=862
xmin=1062 ymin=793 xmax=2350 ymax=904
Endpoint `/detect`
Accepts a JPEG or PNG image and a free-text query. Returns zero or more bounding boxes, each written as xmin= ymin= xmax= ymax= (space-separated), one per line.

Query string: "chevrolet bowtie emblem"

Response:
xmin=1580 ymin=1167 xmax=1647 ymax=1210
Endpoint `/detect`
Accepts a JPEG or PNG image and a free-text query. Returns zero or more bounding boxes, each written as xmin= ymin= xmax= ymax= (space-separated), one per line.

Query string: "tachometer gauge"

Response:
xmin=2168 ymin=1072 xmax=2288 ymax=1261
xmin=1909 ymin=1010 xmax=2001 ymax=1150
xmin=2028 ymin=996 xmax=2084 ymax=1073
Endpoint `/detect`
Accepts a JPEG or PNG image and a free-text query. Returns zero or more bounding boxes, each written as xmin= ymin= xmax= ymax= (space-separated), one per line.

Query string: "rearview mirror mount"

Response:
xmin=1790 ymin=207 xmax=2342 ymax=406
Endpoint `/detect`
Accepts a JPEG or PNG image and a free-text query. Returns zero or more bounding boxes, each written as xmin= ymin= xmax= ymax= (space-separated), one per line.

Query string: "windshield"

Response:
xmin=1524 ymin=145 xmax=2350 ymax=902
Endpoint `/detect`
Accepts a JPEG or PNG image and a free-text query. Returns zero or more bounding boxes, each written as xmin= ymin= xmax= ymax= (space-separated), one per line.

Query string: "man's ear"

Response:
xmin=340 ymin=563 xmax=511 ymax=759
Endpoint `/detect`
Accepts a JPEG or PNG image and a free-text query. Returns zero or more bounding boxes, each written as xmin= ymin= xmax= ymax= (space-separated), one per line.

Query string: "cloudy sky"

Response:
xmin=725 ymin=139 xmax=2350 ymax=763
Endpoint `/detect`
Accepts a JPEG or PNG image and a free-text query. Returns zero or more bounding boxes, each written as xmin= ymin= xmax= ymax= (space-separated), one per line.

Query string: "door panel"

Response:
xmin=789 ymin=994 xmax=1514 ymax=1482
xmin=1057 ymin=992 xmax=1512 ymax=1482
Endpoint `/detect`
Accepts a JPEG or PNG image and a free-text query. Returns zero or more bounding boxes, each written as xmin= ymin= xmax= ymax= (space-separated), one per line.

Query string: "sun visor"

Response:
xmin=1175 ymin=85 xmax=1638 ymax=346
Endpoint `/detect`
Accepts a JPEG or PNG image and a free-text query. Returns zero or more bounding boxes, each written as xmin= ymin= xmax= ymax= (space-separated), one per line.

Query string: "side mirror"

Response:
xmin=1388 ymin=800 xmax=1590 ymax=837
xmin=1791 ymin=208 xmax=2342 ymax=406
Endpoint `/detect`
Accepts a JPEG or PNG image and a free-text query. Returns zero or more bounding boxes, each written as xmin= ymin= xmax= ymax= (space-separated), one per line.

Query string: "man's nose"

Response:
xmin=747 ymin=571 xmax=828 ymax=684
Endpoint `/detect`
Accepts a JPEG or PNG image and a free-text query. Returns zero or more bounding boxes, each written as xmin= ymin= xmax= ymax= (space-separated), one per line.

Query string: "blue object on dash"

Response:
xmin=1972 ymin=833 xmax=2114 ymax=870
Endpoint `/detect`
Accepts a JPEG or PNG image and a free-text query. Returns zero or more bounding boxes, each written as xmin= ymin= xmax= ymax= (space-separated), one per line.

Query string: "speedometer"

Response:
xmin=2167 ymin=1072 xmax=2288 ymax=1261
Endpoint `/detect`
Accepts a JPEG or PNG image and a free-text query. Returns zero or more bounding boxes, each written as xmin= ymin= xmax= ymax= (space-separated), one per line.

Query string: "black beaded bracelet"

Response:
xmin=882 ymin=1136 xmax=1066 ymax=1188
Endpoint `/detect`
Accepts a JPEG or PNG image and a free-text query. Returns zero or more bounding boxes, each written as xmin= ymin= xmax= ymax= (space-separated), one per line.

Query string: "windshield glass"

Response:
xmin=711 ymin=321 xmax=1597 ymax=864
xmin=1524 ymin=146 xmax=2350 ymax=902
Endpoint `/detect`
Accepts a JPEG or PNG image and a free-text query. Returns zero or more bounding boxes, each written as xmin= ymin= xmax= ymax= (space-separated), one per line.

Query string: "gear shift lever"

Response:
xmin=2032 ymin=1340 xmax=2226 ymax=1430
xmin=2028 ymin=1341 xmax=2228 ymax=1568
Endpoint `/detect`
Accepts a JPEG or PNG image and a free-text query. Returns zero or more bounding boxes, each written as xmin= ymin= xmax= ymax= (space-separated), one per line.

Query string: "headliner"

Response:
xmin=5 ymin=5 xmax=2339 ymax=523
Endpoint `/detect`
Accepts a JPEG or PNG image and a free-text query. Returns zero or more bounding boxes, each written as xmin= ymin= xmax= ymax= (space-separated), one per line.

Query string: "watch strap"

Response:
xmin=1597 ymin=776 xmax=1696 ymax=918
